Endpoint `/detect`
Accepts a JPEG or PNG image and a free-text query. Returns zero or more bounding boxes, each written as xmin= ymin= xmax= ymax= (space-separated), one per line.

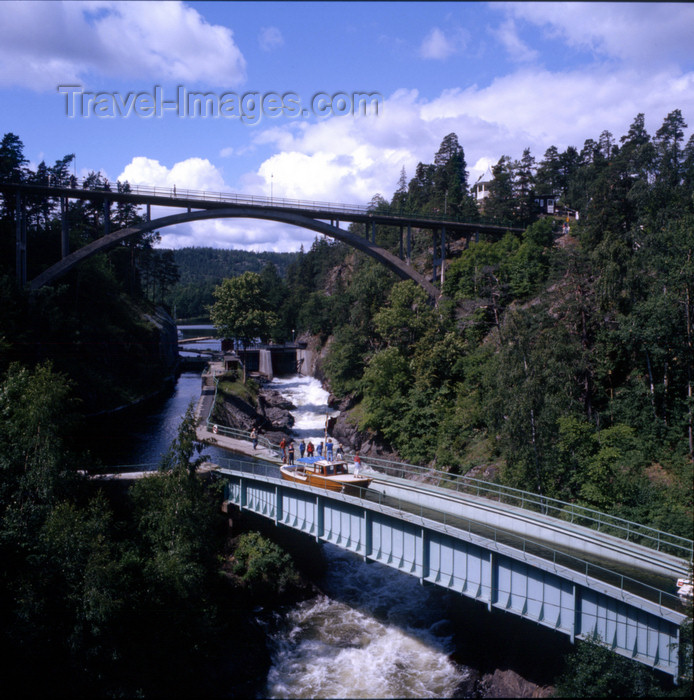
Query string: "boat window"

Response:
xmin=325 ymin=465 xmax=334 ymax=475
xmin=336 ymin=464 xmax=346 ymax=474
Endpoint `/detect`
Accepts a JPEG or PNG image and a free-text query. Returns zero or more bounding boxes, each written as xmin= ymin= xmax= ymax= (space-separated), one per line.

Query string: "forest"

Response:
xmin=162 ymin=246 xmax=298 ymax=321
xmin=210 ymin=113 xmax=694 ymax=542
xmin=1 ymin=111 xmax=693 ymax=697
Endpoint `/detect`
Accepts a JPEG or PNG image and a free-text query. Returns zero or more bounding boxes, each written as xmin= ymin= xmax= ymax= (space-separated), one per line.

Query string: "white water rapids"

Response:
xmin=261 ymin=375 xmax=471 ymax=699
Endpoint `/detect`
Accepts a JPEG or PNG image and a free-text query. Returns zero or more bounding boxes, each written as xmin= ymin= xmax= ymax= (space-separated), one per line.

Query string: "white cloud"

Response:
xmin=0 ymin=0 xmax=246 ymax=90
xmin=419 ymin=27 xmax=460 ymax=60
xmin=119 ymin=155 xmax=227 ymax=191
xmin=244 ymin=61 xmax=694 ymax=208
xmin=491 ymin=18 xmax=539 ymax=63
xmin=259 ymin=26 xmax=284 ymax=51
xmin=117 ymin=155 xmax=313 ymax=252
xmin=500 ymin=2 xmax=694 ymax=68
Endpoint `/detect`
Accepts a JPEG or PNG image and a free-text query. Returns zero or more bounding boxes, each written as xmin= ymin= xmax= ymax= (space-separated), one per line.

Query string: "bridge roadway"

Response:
xmin=4 ymin=180 xmax=521 ymax=296
xmin=3 ymin=180 xmax=520 ymax=237
xmin=207 ymin=441 xmax=690 ymax=679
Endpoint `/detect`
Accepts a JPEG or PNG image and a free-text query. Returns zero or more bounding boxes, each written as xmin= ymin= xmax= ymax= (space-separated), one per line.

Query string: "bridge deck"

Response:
xmin=197 ymin=418 xmax=688 ymax=611
xmin=218 ymin=464 xmax=686 ymax=678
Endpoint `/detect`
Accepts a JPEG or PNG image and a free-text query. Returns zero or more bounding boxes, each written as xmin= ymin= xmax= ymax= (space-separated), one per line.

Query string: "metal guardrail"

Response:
xmin=200 ymin=377 xmax=692 ymax=563
xmin=3 ymin=178 xmax=516 ymax=229
xmin=214 ymin=455 xmax=686 ymax=613
xmin=352 ymin=455 xmax=694 ymax=561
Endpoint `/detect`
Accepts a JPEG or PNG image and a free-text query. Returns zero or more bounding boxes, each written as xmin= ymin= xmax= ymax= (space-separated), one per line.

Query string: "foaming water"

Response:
xmin=263 ymin=375 xmax=470 ymax=699
xmin=270 ymin=375 xmax=340 ymax=441
xmin=264 ymin=546 xmax=469 ymax=699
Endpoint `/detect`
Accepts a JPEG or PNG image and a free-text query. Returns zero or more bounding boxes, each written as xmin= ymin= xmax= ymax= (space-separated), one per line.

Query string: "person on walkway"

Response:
xmin=280 ymin=437 xmax=287 ymax=461
xmin=353 ymin=452 xmax=362 ymax=477
xmin=336 ymin=443 xmax=344 ymax=459
xmin=288 ymin=441 xmax=295 ymax=465
xmin=306 ymin=440 xmax=314 ymax=458
xmin=299 ymin=439 xmax=306 ymax=458
xmin=317 ymin=441 xmax=323 ymax=457
xmin=251 ymin=428 xmax=258 ymax=450
xmin=326 ymin=438 xmax=333 ymax=461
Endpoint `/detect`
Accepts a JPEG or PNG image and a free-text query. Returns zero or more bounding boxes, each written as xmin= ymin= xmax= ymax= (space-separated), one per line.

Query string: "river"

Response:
xmin=258 ymin=373 xmax=472 ymax=698
xmin=91 ymin=327 xmax=542 ymax=697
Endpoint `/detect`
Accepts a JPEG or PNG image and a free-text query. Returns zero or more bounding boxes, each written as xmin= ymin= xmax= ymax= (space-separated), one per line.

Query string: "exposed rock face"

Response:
xmin=258 ymin=387 xmax=296 ymax=434
xmin=478 ymin=669 xmax=554 ymax=698
xmin=212 ymin=381 xmax=295 ymax=444
xmin=326 ymin=393 xmax=403 ymax=462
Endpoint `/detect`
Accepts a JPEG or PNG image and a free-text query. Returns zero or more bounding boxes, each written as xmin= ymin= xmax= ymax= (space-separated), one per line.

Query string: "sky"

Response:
xmin=1 ymin=1 xmax=693 ymax=252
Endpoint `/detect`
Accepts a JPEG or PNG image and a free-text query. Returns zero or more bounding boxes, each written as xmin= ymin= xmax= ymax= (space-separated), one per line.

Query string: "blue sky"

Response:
xmin=1 ymin=1 xmax=693 ymax=251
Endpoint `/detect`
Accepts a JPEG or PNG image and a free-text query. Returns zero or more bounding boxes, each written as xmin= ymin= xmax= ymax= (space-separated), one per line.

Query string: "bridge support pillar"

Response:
xmin=15 ymin=192 xmax=26 ymax=286
xmin=431 ymin=230 xmax=436 ymax=283
xmin=399 ymin=226 xmax=403 ymax=259
xmin=407 ymin=224 xmax=411 ymax=264
xmin=419 ymin=527 xmax=429 ymax=585
xmin=60 ymin=197 xmax=69 ymax=258
xmin=488 ymin=550 xmax=496 ymax=612
xmin=274 ymin=484 xmax=282 ymax=525
xmin=316 ymin=494 xmax=323 ymax=542
xmin=432 ymin=227 xmax=446 ymax=285
xmin=371 ymin=220 xmax=376 ymax=244
xmin=570 ymin=583 xmax=577 ymax=644
xmin=440 ymin=226 xmax=446 ymax=286
xmin=146 ymin=204 xmax=151 ymax=222
xmin=103 ymin=199 xmax=110 ymax=236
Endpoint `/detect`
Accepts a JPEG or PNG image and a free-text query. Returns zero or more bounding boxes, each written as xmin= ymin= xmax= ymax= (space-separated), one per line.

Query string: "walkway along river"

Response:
xmin=90 ymin=327 xmax=566 ymax=697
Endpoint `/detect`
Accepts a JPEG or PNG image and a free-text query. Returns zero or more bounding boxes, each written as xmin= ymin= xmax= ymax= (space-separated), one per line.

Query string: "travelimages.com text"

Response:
xmin=57 ymin=86 xmax=383 ymax=124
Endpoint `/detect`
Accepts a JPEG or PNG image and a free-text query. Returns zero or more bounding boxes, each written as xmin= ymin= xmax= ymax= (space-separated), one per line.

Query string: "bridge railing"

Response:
xmin=5 ymin=178 xmax=514 ymax=228
xmin=198 ymin=397 xmax=693 ymax=563
xmin=351 ymin=453 xmax=693 ymax=561
xmin=214 ymin=455 xmax=685 ymax=612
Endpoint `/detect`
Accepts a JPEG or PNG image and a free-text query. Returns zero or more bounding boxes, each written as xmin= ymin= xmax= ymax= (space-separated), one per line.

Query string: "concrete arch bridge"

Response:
xmin=2 ymin=181 xmax=522 ymax=301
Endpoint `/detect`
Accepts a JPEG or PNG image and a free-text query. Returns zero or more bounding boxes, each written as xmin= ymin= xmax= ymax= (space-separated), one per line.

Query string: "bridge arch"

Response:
xmin=29 ymin=207 xmax=441 ymax=301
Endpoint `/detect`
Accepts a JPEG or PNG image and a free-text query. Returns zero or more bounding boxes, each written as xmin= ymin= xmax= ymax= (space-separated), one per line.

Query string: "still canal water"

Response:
xmin=94 ymin=327 xmax=474 ymax=697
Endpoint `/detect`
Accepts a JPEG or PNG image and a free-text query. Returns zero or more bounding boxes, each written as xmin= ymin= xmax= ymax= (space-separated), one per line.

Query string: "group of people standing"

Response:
xmin=250 ymin=428 xmax=360 ymax=472
xmin=277 ymin=436 xmax=346 ymax=464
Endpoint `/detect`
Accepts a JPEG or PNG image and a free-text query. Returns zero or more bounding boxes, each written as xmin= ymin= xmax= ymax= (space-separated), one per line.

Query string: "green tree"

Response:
xmin=373 ymin=280 xmax=434 ymax=353
xmin=0 ymin=361 xmax=79 ymax=517
xmin=0 ymin=132 xmax=27 ymax=184
xmin=323 ymin=324 xmax=370 ymax=397
xmin=513 ymin=147 xmax=537 ymax=227
xmin=554 ymin=634 xmax=665 ymax=697
xmin=484 ymin=155 xmax=516 ymax=223
xmin=232 ymin=531 xmax=300 ymax=599
xmin=507 ymin=218 xmax=554 ymax=299
xmin=432 ymin=132 xmax=477 ymax=219
xmin=210 ymin=271 xmax=279 ymax=377
xmin=360 ymin=346 xmax=411 ymax=444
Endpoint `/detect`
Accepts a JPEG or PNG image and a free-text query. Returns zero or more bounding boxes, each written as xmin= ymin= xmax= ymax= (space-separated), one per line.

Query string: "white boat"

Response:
xmin=279 ymin=457 xmax=371 ymax=494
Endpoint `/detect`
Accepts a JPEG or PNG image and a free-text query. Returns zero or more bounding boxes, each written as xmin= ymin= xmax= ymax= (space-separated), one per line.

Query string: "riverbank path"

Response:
xmin=195 ymin=423 xmax=281 ymax=463
xmin=193 ymin=360 xmax=281 ymax=463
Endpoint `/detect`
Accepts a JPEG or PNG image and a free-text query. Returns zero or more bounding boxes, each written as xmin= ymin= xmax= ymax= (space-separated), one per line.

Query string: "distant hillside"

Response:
xmin=160 ymin=246 xmax=300 ymax=321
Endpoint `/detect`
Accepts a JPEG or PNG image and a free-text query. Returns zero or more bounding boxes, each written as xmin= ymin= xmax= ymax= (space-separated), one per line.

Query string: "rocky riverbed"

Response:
xmin=210 ymin=374 xmax=559 ymax=698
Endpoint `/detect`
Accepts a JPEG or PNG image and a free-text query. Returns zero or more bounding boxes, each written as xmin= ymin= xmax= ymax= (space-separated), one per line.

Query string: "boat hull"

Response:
xmin=279 ymin=460 xmax=371 ymax=494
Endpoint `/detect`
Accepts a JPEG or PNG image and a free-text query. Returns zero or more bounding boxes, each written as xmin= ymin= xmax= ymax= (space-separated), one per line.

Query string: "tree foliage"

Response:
xmin=209 ymin=270 xmax=279 ymax=347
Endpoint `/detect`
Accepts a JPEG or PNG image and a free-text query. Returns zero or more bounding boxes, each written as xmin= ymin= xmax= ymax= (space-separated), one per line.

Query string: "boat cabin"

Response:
xmin=296 ymin=457 xmax=348 ymax=476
